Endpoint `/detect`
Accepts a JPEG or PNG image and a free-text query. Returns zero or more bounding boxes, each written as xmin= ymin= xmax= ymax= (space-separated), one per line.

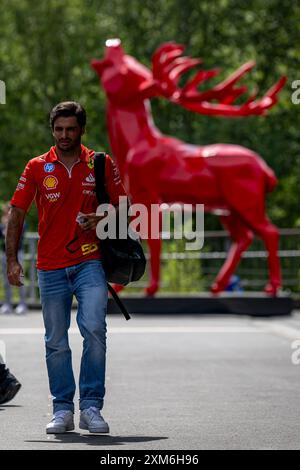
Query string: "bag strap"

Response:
xmin=94 ymin=152 xmax=110 ymax=204
xmin=107 ymin=284 xmax=131 ymax=321
xmin=94 ymin=152 xmax=131 ymax=321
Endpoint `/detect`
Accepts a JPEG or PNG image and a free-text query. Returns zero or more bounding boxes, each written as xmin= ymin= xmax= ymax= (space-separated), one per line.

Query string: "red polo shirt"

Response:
xmin=11 ymin=145 xmax=127 ymax=270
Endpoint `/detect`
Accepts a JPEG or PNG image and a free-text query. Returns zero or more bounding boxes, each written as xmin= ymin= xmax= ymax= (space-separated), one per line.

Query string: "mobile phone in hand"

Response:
xmin=76 ymin=213 xmax=88 ymax=224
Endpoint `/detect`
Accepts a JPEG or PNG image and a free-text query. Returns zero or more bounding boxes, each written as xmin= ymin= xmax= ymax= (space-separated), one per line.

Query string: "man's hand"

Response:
xmin=79 ymin=213 xmax=106 ymax=231
xmin=5 ymin=206 xmax=25 ymax=286
xmin=7 ymin=260 xmax=24 ymax=287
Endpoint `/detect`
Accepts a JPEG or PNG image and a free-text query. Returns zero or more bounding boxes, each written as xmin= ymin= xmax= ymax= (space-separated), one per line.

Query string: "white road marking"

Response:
xmin=254 ymin=321 xmax=300 ymax=341
xmin=0 ymin=326 xmax=264 ymax=335
xmin=1 ymin=324 xmax=299 ymax=338
xmin=108 ymin=326 xmax=264 ymax=334
xmin=0 ymin=328 xmax=46 ymax=335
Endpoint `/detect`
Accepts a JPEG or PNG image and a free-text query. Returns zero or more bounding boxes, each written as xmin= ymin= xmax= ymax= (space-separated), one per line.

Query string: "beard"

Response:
xmin=55 ymin=135 xmax=81 ymax=153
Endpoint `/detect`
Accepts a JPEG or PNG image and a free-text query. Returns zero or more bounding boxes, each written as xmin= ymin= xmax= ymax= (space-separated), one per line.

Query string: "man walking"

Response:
xmin=6 ymin=101 xmax=127 ymax=434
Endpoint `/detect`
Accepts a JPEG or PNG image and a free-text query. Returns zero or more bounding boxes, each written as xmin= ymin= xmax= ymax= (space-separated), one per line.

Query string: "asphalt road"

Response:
xmin=1 ymin=310 xmax=300 ymax=450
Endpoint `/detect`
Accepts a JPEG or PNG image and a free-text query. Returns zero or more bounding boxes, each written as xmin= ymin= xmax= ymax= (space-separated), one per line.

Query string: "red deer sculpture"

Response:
xmin=91 ymin=39 xmax=287 ymax=296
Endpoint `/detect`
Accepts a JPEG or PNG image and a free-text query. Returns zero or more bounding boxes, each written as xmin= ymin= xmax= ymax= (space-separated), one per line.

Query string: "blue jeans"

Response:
xmin=37 ymin=260 xmax=108 ymax=413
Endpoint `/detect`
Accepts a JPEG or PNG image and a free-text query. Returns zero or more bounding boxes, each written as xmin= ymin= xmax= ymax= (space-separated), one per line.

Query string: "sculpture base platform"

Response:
xmin=108 ymin=293 xmax=294 ymax=317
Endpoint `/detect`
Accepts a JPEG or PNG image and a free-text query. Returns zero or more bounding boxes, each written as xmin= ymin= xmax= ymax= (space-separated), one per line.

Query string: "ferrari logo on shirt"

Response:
xmin=43 ymin=175 xmax=58 ymax=190
xmin=87 ymin=157 xmax=94 ymax=169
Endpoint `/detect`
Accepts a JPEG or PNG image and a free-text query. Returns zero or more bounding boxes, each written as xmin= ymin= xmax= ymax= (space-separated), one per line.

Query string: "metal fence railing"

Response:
xmin=2 ymin=229 xmax=300 ymax=303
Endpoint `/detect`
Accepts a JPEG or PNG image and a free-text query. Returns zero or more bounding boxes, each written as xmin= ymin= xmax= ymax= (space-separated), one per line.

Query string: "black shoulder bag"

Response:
xmin=94 ymin=152 xmax=146 ymax=320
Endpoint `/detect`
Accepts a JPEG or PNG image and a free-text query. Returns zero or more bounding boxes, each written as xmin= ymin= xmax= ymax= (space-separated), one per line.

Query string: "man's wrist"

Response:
xmin=7 ymin=257 xmax=18 ymax=265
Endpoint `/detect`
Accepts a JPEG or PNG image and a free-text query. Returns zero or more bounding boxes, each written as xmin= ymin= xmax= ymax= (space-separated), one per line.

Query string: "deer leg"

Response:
xmin=211 ymin=214 xmax=254 ymax=294
xmin=232 ymin=201 xmax=282 ymax=295
xmin=110 ymin=283 xmax=125 ymax=293
xmin=248 ymin=219 xmax=281 ymax=295
xmin=143 ymin=205 xmax=163 ymax=296
xmin=145 ymin=237 xmax=162 ymax=296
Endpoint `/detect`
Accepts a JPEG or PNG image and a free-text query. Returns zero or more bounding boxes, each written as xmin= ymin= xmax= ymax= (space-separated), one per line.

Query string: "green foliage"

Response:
xmin=0 ymin=0 xmax=299 ymax=231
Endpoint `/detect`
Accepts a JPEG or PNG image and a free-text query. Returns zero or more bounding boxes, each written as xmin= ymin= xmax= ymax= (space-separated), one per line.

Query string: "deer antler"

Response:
xmin=152 ymin=42 xmax=287 ymax=117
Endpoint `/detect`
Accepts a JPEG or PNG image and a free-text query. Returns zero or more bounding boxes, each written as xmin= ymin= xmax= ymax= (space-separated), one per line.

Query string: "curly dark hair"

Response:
xmin=49 ymin=101 xmax=86 ymax=129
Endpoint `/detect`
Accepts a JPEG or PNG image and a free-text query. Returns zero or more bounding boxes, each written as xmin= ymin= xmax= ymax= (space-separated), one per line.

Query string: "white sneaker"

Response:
xmin=79 ymin=407 xmax=109 ymax=433
xmin=46 ymin=410 xmax=74 ymax=434
xmin=0 ymin=303 xmax=13 ymax=315
xmin=15 ymin=303 xmax=28 ymax=315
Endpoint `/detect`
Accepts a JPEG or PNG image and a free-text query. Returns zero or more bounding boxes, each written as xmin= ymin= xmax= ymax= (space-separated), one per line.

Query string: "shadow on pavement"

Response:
xmin=25 ymin=433 xmax=168 ymax=446
xmin=0 ymin=405 xmax=23 ymax=410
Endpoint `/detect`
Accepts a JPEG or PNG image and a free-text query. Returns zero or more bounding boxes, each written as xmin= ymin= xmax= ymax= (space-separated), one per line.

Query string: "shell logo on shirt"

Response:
xmin=43 ymin=175 xmax=58 ymax=190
